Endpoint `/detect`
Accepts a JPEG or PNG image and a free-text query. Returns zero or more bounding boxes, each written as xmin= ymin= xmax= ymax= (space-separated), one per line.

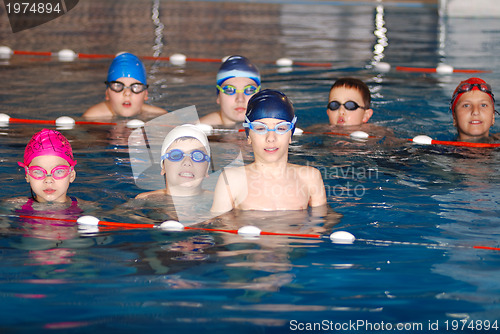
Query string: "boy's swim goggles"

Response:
xmin=327 ymin=100 xmax=367 ymax=111
xmin=243 ymin=116 xmax=297 ymax=135
xmin=161 ymin=149 xmax=210 ymax=163
xmin=217 ymin=84 xmax=260 ymax=96
xmin=105 ymin=81 xmax=148 ymax=94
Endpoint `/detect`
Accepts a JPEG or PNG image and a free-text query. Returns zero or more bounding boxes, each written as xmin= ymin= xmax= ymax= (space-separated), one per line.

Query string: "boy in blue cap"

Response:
xmin=83 ymin=53 xmax=167 ymax=119
xmin=199 ymin=55 xmax=261 ymax=126
xmin=211 ymin=89 xmax=326 ymax=212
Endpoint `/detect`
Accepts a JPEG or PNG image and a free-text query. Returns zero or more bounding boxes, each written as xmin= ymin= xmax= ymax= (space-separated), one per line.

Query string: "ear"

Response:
xmin=69 ymin=169 xmax=76 ymax=183
xmin=25 ymin=174 xmax=30 ymax=183
xmin=105 ymin=89 xmax=110 ymax=101
xmin=362 ymin=109 xmax=374 ymax=123
xmin=492 ymin=111 xmax=495 ymax=126
xmin=160 ymin=162 xmax=166 ymax=176
xmin=247 ymin=135 xmax=252 ymax=145
xmin=452 ymin=113 xmax=457 ymax=127
xmin=143 ymin=90 xmax=149 ymax=102
xmin=216 ymin=94 xmax=221 ymax=106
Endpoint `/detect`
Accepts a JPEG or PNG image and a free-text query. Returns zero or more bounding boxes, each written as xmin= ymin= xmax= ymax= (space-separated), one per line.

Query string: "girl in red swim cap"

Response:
xmin=450 ymin=77 xmax=498 ymax=142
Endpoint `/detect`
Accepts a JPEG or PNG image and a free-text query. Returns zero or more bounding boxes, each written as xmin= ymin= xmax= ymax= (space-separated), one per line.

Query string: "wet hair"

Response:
xmin=330 ymin=77 xmax=371 ymax=109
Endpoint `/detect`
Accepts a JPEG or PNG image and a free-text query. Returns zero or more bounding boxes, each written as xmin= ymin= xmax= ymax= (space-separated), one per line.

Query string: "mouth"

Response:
xmin=264 ymin=147 xmax=278 ymax=153
xmin=470 ymin=120 xmax=482 ymax=125
xmin=235 ymin=107 xmax=246 ymax=113
xmin=337 ymin=117 xmax=345 ymax=125
xmin=179 ymin=172 xmax=195 ymax=178
xmin=123 ymin=101 xmax=132 ymax=107
xmin=43 ymin=189 xmax=56 ymax=194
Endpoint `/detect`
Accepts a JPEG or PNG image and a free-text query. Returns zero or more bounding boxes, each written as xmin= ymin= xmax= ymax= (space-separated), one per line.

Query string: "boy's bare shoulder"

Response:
xmin=199 ymin=112 xmax=222 ymax=126
xmin=142 ymin=104 xmax=167 ymax=117
xmin=135 ymin=189 xmax=168 ymax=200
xmin=82 ymin=102 xmax=113 ymax=119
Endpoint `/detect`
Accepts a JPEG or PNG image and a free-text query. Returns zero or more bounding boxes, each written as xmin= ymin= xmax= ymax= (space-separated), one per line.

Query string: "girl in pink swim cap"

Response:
xmin=18 ymin=129 xmax=77 ymax=203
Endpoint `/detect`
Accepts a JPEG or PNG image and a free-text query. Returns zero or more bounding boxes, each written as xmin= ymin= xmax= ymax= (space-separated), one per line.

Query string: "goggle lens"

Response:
xmin=26 ymin=165 xmax=72 ymax=180
xmin=327 ymin=100 xmax=364 ymax=111
xmin=106 ymin=81 xmax=148 ymax=94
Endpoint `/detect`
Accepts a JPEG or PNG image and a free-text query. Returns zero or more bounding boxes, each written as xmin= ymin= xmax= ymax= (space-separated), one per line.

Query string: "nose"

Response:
xmin=265 ymin=130 xmax=277 ymax=142
xmin=235 ymin=91 xmax=245 ymax=103
xmin=123 ymin=87 xmax=132 ymax=96
xmin=43 ymin=175 xmax=55 ymax=183
xmin=181 ymin=156 xmax=193 ymax=166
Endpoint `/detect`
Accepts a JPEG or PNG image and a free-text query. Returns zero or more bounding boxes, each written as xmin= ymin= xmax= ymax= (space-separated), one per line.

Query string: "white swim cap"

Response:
xmin=160 ymin=124 xmax=211 ymax=162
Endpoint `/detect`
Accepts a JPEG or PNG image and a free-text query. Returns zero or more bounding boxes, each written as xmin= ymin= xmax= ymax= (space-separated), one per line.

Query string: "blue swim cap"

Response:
xmin=244 ymin=89 xmax=297 ymax=135
xmin=107 ymin=53 xmax=147 ymax=85
xmin=216 ymin=55 xmax=261 ymax=87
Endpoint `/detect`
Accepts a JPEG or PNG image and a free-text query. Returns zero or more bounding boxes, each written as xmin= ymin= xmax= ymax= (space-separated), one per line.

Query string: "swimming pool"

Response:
xmin=1 ymin=0 xmax=500 ymax=333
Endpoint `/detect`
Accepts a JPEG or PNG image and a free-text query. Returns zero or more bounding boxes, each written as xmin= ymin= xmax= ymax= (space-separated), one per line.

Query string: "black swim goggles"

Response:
xmin=327 ymin=100 xmax=367 ymax=111
xmin=105 ymin=81 xmax=149 ymax=94
xmin=217 ymin=84 xmax=260 ymax=96
xmin=161 ymin=149 xmax=210 ymax=163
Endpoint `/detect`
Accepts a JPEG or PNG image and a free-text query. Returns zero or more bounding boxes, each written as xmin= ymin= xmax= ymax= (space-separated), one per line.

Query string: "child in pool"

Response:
xmin=307 ymin=77 xmax=394 ymax=139
xmin=199 ymin=55 xmax=261 ymax=127
xmin=450 ymin=77 xmax=498 ymax=142
xmin=135 ymin=124 xmax=211 ymax=199
xmin=83 ymin=53 xmax=167 ymax=120
xmin=4 ymin=129 xmax=83 ymax=217
xmin=326 ymin=77 xmax=374 ymax=126
xmin=211 ymin=89 xmax=327 ymax=212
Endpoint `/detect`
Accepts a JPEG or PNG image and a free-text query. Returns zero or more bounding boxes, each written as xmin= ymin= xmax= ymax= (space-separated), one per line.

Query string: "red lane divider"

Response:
xmin=430 ymin=139 xmax=500 ymax=148
xmin=396 ymin=66 xmax=491 ymax=74
xmin=14 ymin=214 xmax=500 ymax=251
xmin=6 ymin=117 xmax=116 ymax=126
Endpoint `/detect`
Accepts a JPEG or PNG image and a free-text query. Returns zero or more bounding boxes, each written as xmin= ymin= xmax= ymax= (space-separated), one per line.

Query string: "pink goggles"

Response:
xmin=20 ymin=163 xmax=73 ymax=180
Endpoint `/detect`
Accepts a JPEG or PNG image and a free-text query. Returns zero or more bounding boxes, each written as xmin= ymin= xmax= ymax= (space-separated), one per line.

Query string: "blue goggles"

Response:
xmin=217 ymin=84 xmax=260 ymax=96
xmin=161 ymin=149 xmax=210 ymax=163
xmin=243 ymin=116 xmax=297 ymax=135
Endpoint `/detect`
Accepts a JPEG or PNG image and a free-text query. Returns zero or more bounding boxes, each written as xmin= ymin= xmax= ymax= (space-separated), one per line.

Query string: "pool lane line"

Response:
xmin=0 ymin=114 xmax=148 ymax=129
xmin=395 ymin=66 xmax=491 ymax=74
xmin=7 ymin=214 xmax=500 ymax=251
xmin=206 ymin=127 xmax=500 ymax=149
xmin=2 ymin=47 xmax=492 ymax=73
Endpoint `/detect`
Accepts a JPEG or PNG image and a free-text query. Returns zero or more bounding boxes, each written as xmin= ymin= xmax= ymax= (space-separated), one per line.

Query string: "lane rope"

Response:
xmin=0 ymin=47 xmax=491 ymax=73
xmin=7 ymin=214 xmax=500 ymax=251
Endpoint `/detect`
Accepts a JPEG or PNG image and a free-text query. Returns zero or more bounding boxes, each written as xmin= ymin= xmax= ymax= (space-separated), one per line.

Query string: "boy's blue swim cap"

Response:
xmin=216 ymin=55 xmax=261 ymax=87
xmin=107 ymin=53 xmax=147 ymax=85
xmin=245 ymin=89 xmax=296 ymax=135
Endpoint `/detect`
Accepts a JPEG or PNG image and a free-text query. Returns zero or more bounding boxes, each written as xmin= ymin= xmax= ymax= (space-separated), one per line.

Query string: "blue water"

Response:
xmin=1 ymin=1 xmax=500 ymax=333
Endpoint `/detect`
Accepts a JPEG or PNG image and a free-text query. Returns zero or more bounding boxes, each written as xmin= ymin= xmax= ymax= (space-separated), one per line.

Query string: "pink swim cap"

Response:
xmin=21 ymin=129 xmax=77 ymax=167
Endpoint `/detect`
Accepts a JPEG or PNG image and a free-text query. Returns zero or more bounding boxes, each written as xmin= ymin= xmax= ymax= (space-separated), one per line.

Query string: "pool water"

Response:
xmin=1 ymin=1 xmax=500 ymax=333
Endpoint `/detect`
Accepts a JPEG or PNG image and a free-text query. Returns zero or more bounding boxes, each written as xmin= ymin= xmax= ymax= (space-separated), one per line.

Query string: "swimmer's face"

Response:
xmin=105 ymin=77 xmax=148 ymax=117
xmin=217 ymin=77 xmax=259 ymax=125
xmin=453 ymin=90 xmax=495 ymax=141
xmin=26 ymin=155 xmax=76 ymax=203
xmin=327 ymin=86 xmax=373 ymax=126
xmin=247 ymin=118 xmax=292 ymax=163
xmin=161 ymin=138 xmax=209 ymax=196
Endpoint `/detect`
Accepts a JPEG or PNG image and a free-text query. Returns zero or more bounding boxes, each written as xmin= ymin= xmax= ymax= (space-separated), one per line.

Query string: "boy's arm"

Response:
xmin=307 ymin=167 xmax=327 ymax=207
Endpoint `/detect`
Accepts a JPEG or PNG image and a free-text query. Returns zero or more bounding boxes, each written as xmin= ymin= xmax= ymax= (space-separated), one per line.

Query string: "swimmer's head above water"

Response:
xmin=243 ymin=89 xmax=297 ymax=136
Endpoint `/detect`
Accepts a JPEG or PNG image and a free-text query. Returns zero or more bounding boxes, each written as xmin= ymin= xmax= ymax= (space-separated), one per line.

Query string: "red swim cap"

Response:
xmin=450 ymin=77 xmax=494 ymax=113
